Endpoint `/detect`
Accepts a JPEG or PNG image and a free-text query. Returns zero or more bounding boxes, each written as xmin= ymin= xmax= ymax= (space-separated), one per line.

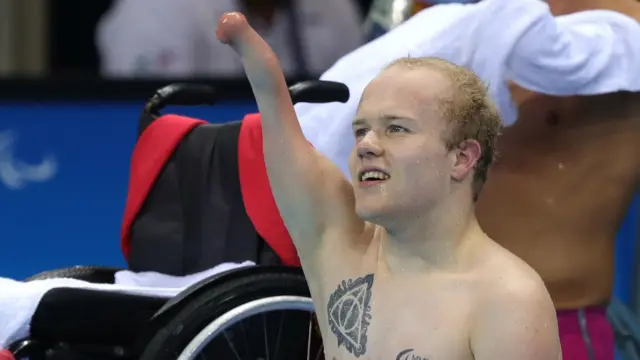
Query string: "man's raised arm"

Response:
xmin=216 ymin=13 xmax=362 ymax=266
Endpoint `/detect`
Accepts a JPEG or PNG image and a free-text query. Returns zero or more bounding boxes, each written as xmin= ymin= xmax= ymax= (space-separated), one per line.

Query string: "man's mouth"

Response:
xmin=358 ymin=169 xmax=390 ymax=184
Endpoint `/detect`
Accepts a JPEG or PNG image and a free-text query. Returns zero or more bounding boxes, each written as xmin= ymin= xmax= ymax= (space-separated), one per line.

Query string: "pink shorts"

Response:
xmin=557 ymin=307 xmax=614 ymax=360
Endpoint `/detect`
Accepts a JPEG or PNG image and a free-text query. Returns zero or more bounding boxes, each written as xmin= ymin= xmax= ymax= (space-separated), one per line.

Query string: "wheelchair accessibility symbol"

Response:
xmin=0 ymin=130 xmax=58 ymax=190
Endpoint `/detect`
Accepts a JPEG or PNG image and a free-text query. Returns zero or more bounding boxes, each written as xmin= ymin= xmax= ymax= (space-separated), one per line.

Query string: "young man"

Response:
xmin=294 ymin=0 xmax=640 ymax=359
xmin=216 ymin=12 xmax=561 ymax=360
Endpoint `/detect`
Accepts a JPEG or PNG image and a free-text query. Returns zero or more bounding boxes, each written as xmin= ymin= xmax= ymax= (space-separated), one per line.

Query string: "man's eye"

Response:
xmin=354 ymin=128 xmax=368 ymax=137
xmin=388 ymin=125 xmax=408 ymax=133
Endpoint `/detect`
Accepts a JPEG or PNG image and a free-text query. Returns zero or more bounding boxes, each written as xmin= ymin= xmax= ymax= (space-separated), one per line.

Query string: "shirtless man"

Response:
xmin=216 ymin=12 xmax=561 ymax=360
xmin=475 ymin=3 xmax=640 ymax=358
xmin=293 ymin=0 xmax=640 ymax=359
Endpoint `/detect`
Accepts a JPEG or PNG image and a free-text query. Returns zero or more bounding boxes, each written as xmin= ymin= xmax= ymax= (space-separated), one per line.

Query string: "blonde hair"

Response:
xmin=386 ymin=57 xmax=502 ymax=200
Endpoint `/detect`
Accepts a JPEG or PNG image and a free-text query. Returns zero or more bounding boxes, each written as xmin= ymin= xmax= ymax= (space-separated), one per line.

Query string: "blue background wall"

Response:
xmin=0 ymin=101 xmax=256 ymax=278
xmin=0 ymin=101 xmax=637 ymax=304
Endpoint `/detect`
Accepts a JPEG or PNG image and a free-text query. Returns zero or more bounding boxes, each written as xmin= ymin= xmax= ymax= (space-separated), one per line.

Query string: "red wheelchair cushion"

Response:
xmin=238 ymin=113 xmax=301 ymax=267
xmin=120 ymin=115 xmax=206 ymax=261
xmin=0 ymin=349 xmax=15 ymax=360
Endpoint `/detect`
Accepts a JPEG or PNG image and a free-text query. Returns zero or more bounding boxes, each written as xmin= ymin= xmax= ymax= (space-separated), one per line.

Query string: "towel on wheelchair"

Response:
xmin=0 ymin=261 xmax=254 ymax=348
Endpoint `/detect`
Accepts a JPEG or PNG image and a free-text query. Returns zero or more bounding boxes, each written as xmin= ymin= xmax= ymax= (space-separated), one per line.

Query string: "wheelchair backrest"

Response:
xmin=121 ymin=81 xmax=349 ymax=275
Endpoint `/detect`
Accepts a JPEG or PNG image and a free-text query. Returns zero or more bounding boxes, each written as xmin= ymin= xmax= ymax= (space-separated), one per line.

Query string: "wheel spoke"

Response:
xmin=263 ymin=313 xmax=270 ymax=360
xmin=238 ymin=320 xmax=253 ymax=359
xmin=306 ymin=313 xmax=313 ymax=360
xmin=273 ymin=311 xmax=284 ymax=360
xmin=223 ymin=331 xmax=243 ymax=360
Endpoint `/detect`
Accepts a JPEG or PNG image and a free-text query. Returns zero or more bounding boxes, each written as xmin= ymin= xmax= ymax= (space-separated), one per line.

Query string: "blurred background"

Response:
xmin=0 ymin=0 xmax=372 ymax=274
xmin=0 ymin=0 xmax=638 ymax=315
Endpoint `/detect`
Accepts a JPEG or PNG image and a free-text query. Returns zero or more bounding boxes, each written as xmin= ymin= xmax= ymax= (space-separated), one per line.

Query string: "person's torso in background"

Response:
xmin=476 ymin=88 xmax=640 ymax=310
xmin=97 ymin=0 xmax=365 ymax=77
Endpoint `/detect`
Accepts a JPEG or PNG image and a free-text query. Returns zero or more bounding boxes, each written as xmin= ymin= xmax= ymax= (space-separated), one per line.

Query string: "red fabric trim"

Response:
xmin=0 ymin=349 xmax=16 ymax=360
xmin=120 ymin=115 xmax=206 ymax=261
xmin=238 ymin=113 xmax=301 ymax=267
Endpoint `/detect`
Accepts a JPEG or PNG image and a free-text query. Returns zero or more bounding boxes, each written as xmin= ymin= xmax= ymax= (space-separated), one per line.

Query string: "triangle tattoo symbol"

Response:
xmin=327 ymin=274 xmax=374 ymax=357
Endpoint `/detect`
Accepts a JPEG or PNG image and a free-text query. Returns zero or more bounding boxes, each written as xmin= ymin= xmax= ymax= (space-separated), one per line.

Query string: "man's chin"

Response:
xmin=355 ymin=205 xmax=389 ymax=224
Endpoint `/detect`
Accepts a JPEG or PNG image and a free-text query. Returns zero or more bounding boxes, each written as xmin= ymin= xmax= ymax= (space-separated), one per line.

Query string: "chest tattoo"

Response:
xmin=396 ymin=349 xmax=429 ymax=360
xmin=326 ymin=274 xmax=374 ymax=357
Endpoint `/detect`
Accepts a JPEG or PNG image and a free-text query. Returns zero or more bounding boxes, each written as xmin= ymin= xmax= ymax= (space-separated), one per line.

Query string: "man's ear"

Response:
xmin=451 ymin=139 xmax=481 ymax=182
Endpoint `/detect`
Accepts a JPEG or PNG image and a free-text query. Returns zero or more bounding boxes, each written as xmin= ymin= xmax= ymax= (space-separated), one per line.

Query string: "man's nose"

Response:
xmin=357 ymin=133 xmax=384 ymax=159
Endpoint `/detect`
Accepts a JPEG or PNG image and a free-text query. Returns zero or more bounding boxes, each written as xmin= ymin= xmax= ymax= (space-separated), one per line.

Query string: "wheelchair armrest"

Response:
xmin=25 ymin=266 xmax=124 ymax=284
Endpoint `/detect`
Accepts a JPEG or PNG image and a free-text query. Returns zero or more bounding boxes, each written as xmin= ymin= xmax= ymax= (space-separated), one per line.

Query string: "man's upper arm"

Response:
xmin=271 ymin=144 xmax=364 ymax=258
xmin=504 ymin=0 xmax=640 ymax=95
xmin=472 ymin=281 xmax=562 ymax=360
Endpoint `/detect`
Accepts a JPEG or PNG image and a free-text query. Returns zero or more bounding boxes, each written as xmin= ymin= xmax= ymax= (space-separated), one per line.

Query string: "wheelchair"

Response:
xmin=7 ymin=81 xmax=640 ymax=360
xmin=7 ymin=80 xmax=349 ymax=360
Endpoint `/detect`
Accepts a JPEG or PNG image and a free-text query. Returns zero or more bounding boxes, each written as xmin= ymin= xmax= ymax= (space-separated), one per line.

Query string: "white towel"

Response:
xmin=296 ymin=0 xmax=640 ymax=179
xmin=0 ymin=261 xmax=255 ymax=348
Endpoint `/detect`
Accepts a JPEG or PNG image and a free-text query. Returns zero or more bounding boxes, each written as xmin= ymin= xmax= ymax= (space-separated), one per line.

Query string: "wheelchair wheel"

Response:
xmin=139 ymin=267 xmax=323 ymax=360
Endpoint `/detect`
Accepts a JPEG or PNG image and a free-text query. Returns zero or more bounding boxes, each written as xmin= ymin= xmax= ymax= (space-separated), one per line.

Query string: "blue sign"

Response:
xmin=0 ymin=101 xmax=256 ymax=279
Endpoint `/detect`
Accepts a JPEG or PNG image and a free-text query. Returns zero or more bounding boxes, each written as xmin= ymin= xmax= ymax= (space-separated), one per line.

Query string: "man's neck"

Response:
xmin=378 ymin=197 xmax=482 ymax=275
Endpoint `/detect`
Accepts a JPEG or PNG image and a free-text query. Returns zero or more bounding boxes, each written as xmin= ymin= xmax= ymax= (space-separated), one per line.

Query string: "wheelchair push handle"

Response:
xmin=144 ymin=83 xmax=218 ymax=115
xmin=289 ymin=80 xmax=350 ymax=104
xmin=143 ymin=80 xmax=349 ymax=115
xmin=138 ymin=80 xmax=349 ymax=136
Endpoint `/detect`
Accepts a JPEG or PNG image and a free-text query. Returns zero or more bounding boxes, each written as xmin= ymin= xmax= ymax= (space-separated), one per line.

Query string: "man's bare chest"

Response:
xmin=313 ymin=271 xmax=476 ymax=360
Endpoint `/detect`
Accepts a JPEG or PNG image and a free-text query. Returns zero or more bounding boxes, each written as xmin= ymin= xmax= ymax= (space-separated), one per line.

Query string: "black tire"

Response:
xmin=139 ymin=267 xmax=322 ymax=360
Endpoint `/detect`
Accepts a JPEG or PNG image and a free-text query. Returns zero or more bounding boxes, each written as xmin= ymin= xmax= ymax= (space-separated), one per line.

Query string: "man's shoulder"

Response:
xmin=489 ymin=269 xmax=551 ymax=311
xmin=470 ymin=241 xmax=562 ymax=359
xmin=478 ymin=240 xmax=552 ymax=310
xmin=472 ymin=239 xmax=556 ymax=328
